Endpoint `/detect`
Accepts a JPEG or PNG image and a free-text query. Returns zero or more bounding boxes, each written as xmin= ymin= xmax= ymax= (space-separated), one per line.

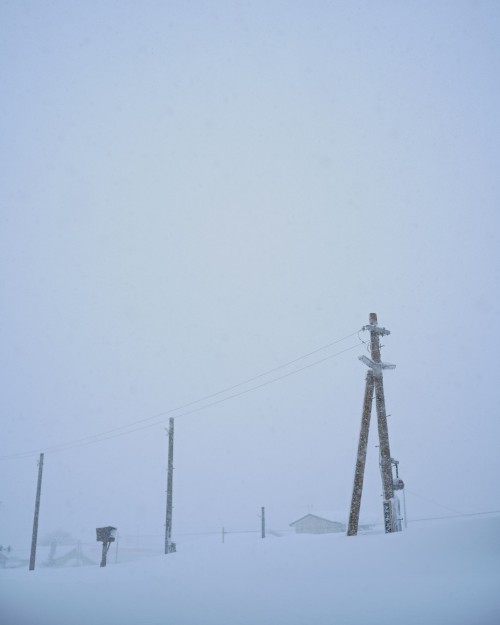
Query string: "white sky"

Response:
xmin=1 ymin=1 xmax=500 ymax=546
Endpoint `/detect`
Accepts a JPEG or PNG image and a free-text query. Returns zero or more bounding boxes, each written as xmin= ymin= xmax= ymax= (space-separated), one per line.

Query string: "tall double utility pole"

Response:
xmin=347 ymin=313 xmax=404 ymax=536
xmin=29 ymin=453 xmax=44 ymax=570
xmin=164 ymin=418 xmax=175 ymax=554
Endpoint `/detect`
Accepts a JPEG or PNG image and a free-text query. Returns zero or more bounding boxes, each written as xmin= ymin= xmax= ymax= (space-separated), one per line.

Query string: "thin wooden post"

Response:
xmin=165 ymin=418 xmax=175 ymax=554
xmin=29 ymin=453 xmax=44 ymax=571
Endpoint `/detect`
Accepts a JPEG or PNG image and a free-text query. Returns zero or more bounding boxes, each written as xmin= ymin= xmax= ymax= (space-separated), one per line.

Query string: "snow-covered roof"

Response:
xmin=289 ymin=512 xmax=345 ymax=527
xmin=289 ymin=510 xmax=377 ymax=527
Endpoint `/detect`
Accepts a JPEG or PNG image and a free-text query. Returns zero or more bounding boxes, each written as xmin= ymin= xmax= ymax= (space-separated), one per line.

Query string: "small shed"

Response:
xmin=290 ymin=513 xmax=346 ymax=535
xmin=49 ymin=547 xmax=95 ymax=567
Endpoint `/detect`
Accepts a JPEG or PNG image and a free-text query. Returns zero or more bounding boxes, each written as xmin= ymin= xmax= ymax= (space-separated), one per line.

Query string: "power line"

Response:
xmin=2 ymin=331 xmax=363 ymax=459
xmin=7 ymin=340 xmax=363 ymax=457
xmin=404 ymin=489 xmax=463 ymax=515
xmin=408 ymin=510 xmax=500 ymax=523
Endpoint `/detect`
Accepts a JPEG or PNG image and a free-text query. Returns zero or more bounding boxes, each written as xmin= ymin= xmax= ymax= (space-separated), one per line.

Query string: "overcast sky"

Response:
xmin=1 ymin=1 xmax=500 ymax=547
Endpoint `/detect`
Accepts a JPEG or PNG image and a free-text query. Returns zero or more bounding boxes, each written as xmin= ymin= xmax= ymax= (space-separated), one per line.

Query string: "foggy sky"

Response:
xmin=1 ymin=1 xmax=500 ymax=547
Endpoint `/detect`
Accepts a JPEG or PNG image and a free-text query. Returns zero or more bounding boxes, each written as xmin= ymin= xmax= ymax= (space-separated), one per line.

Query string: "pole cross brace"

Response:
xmin=358 ymin=355 xmax=396 ymax=371
xmin=362 ymin=324 xmax=391 ymax=335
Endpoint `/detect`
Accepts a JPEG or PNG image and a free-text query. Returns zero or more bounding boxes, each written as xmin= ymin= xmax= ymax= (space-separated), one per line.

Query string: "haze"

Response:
xmin=1 ymin=1 xmax=499 ymax=548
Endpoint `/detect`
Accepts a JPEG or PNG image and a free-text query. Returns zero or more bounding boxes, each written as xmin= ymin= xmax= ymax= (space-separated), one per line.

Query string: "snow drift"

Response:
xmin=1 ymin=514 xmax=499 ymax=625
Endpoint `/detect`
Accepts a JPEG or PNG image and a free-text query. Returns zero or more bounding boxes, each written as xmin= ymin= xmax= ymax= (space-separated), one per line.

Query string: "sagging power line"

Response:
xmin=2 ymin=331 xmax=363 ymax=460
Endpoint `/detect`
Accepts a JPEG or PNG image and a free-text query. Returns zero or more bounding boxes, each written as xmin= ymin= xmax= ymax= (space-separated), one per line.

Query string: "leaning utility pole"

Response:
xmin=29 ymin=453 xmax=44 ymax=571
xmin=164 ymin=418 xmax=175 ymax=554
xmin=347 ymin=313 xmax=403 ymax=535
xmin=261 ymin=507 xmax=266 ymax=539
xmin=347 ymin=371 xmax=374 ymax=536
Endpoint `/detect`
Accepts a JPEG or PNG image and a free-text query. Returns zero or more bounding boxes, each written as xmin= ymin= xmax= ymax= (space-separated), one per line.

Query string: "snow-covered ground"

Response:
xmin=1 ymin=514 xmax=499 ymax=625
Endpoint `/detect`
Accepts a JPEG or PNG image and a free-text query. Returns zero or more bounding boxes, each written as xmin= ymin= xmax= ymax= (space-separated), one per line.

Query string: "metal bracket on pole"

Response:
xmin=358 ymin=355 xmax=396 ymax=373
xmin=361 ymin=324 xmax=391 ymax=336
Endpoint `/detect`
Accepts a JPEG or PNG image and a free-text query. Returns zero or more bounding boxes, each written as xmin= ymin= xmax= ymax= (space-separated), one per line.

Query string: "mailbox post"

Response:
xmin=96 ymin=526 xmax=117 ymax=568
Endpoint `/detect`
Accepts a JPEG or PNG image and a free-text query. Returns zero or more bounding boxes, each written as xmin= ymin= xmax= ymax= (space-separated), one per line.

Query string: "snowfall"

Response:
xmin=1 ymin=514 xmax=499 ymax=625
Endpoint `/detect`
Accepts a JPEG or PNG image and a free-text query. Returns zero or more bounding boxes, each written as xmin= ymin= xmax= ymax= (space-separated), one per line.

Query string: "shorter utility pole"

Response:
xmin=222 ymin=527 xmax=225 ymax=543
xmin=261 ymin=507 xmax=266 ymax=539
xmin=114 ymin=531 xmax=119 ymax=564
xmin=164 ymin=418 xmax=175 ymax=554
xmin=29 ymin=453 xmax=44 ymax=571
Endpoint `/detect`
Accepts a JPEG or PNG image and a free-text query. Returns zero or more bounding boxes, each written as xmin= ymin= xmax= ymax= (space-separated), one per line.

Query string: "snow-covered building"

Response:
xmin=45 ymin=546 xmax=95 ymax=567
xmin=289 ymin=513 xmax=346 ymax=534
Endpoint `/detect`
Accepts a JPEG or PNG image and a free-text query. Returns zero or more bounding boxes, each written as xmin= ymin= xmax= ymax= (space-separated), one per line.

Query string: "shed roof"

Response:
xmin=289 ymin=513 xmax=344 ymax=527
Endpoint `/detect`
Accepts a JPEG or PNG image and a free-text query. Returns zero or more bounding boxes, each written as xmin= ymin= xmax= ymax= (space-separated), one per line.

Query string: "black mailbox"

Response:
xmin=96 ymin=526 xmax=117 ymax=567
xmin=96 ymin=526 xmax=117 ymax=543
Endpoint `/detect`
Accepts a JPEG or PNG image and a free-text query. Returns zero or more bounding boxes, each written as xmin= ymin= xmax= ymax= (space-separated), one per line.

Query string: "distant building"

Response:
xmin=289 ymin=513 xmax=346 ymax=535
xmin=45 ymin=545 xmax=95 ymax=567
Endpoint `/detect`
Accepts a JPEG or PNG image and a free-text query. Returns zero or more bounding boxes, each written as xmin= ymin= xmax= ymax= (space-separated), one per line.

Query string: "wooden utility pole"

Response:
xmin=348 ymin=313 xmax=402 ymax=535
xmin=114 ymin=532 xmax=119 ymax=564
xmin=261 ymin=507 xmax=266 ymax=538
xmin=164 ymin=418 xmax=175 ymax=554
xmin=347 ymin=371 xmax=374 ymax=536
xmin=29 ymin=453 xmax=44 ymax=571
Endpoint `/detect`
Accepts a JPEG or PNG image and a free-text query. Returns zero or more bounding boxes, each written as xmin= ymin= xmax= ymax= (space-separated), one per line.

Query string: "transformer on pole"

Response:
xmin=347 ymin=313 xmax=404 ymax=536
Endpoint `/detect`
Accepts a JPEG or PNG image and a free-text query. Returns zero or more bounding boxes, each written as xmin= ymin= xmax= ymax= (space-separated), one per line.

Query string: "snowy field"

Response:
xmin=1 ymin=514 xmax=499 ymax=625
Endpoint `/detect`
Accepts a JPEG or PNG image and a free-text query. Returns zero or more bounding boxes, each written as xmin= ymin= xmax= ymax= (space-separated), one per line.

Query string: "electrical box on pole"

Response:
xmin=347 ymin=313 xmax=404 ymax=535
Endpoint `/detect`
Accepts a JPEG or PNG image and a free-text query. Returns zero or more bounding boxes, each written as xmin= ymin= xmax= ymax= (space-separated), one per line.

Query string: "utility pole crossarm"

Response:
xmin=362 ymin=324 xmax=391 ymax=336
xmin=358 ymin=355 xmax=396 ymax=372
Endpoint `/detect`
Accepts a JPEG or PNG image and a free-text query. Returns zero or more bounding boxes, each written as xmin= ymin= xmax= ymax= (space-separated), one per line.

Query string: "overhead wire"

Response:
xmin=2 ymin=330 xmax=364 ymax=459
xmin=408 ymin=509 xmax=500 ymax=523
xmin=404 ymin=488 xmax=463 ymax=515
xmin=357 ymin=329 xmax=370 ymax=353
